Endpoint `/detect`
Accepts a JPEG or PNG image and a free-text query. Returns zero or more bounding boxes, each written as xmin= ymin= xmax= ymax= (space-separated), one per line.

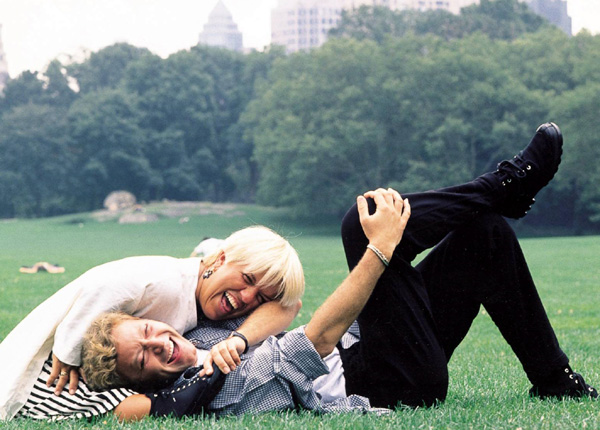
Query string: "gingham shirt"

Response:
xmin=186 ymin=319 xmax=388 ymax=416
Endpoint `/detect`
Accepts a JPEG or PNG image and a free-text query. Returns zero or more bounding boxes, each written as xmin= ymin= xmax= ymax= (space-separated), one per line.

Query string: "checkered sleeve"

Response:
xmin=186 ymin=322 xmax=388 ymax=416
xmin=208 ymin=326 xmax=330 ymax=415
xmin=339 ymin=320 xmax=361 ymax=349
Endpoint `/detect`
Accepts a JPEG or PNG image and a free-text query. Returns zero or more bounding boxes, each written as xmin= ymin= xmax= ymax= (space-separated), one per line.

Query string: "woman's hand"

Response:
xmin=201 ymin=336 xmax=247 ymax=376
xmin=358 ymin=188 xmax=411 ymax=260
xmin=47 ymin=353 xmax=80 ymax=395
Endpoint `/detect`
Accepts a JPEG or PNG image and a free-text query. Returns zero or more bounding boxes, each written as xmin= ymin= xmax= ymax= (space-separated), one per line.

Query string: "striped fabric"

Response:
xmin=17 ymin=357 xmax=136 ymax=421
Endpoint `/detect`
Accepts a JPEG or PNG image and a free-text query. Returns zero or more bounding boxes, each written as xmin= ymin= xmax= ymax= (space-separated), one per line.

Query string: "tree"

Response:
xmin=330 ymin=5 xmax=410 ymax=43
xmin=67 ymin=43 xmax=153 ymax=93
xmin=246 ymin=39 xmax=395 ymax=216
xmin=126 ymin=46 xmax=262 ymax=201
xmin=226 ymin=46 xmax=286 ymax=201
xmin=569 ymin=30 xmax=600 ymax=87
xmin=460 ymin=0 xmax=547 ymax=40
xmin=550 ymin=82 xmax=600 ymax=230
xmin=67 ymin=88 xmax=153 ymax=207
xmin=330 ymin=0 xmax=548 ymax=44
xmin=42 ymin=60 xmax=77 ymax=107
xmin=247 ymin=31 xmax=554 ymax=218
xmin=0 ymin=71 xmax=44 ymax=115
xmin=0 ymin=104 xmax=75 ymax=217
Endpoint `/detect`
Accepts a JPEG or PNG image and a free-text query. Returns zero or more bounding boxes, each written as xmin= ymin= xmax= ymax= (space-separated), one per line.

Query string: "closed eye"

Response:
xmin=258 ymin=290 xmax=276 ymax=305
xmin=140 ymin=323 xmax=149 ymax=371
xmin=243 ymin=272 xmax=274 ymax=305
xmin=243 ymin=273 xmax=256 ymax=286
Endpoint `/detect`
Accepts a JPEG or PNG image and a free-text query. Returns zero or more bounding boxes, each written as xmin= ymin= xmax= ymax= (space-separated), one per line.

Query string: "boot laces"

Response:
xmin=496 ymin=154 xmax=533 ymax=184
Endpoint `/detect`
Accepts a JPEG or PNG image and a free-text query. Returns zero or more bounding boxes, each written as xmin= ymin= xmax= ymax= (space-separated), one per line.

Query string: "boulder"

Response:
xmin=104 ymin=191 xmax=136 ymax=211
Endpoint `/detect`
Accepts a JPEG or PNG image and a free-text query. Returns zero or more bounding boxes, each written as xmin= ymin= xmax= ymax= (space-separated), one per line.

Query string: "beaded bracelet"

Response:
xmin=367 ymin=244 xmax=390 ymax=267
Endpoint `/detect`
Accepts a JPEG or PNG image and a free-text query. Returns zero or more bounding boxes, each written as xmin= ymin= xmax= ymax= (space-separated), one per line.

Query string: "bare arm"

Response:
xmin=237 ymin=299 xmax=302 ymax=346
xmin=203 ymin=299 xmax=302 ymax=374
xmin=305 ymin=189 xmax=410 ymax=357
xmin=113 ymin=394 xmax=151 ymax=421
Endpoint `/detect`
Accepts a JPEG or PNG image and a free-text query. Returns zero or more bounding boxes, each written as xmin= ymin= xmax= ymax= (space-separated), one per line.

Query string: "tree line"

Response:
xmin=1 ymin=0 xmax=599 ymax=233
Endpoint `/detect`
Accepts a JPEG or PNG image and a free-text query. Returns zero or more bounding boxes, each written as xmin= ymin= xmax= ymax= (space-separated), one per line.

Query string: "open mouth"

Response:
xmin=224 ymin=291 xmax=239 ymax=311
xmin=167 ymin=339 xmax=180 ymax=364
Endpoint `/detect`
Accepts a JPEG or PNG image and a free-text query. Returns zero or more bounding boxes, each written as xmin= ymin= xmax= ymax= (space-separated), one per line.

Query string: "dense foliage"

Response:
xmin=1 ymin=0 xmax=599 ymax=233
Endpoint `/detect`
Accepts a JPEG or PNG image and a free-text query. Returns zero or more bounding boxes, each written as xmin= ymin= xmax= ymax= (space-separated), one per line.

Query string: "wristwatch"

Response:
xmin=229 ymin=331 xmax=249 ymax=354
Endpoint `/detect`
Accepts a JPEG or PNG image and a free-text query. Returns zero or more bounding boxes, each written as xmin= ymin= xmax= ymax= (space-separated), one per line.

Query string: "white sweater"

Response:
xmin=0 ymin=256 xmax=201 ymax=420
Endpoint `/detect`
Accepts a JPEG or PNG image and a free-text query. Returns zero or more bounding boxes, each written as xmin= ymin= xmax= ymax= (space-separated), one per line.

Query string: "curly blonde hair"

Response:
xmin=81 ymin=312 xmax=138 ymax=391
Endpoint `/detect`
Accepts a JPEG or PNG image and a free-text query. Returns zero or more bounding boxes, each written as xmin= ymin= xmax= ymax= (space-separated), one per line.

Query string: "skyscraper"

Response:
xmin=271 ymin=0 xmax=342 ymax=53
xmin=524 ymin=0 xmax=571 ymax=35
xmin=270 ymin=0 xmax=479 ymax=53
xmin=199 ymin=1 xmax=244 ymax=52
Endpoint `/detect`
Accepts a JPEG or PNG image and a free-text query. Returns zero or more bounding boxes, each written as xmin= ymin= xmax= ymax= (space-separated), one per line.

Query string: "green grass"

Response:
xmin=1 ymin=204 xmax=599 ymax=429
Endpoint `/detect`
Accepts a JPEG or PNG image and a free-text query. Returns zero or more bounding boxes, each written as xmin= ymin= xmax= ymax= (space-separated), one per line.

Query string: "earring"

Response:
xmin=202 ymin=269 xmax=213 ymax=279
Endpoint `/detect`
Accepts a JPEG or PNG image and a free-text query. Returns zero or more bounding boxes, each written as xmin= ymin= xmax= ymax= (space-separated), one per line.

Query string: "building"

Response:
xmin=199 ymin=1 xmax=244 ymax=52
xmin=401 ymin=0 xmax=477 ymax=14
xmin=523 ymin=0 xmax=571 ymax=35
xmin=271 ymin=0 xmax=479 ymax=53
xmin=0 ymin=24 xmax=9 ymax=92
xmin=271 ymin=0 xmax=573 ymax=52
xmin=271 ymin=0 xmax=343 ymax=52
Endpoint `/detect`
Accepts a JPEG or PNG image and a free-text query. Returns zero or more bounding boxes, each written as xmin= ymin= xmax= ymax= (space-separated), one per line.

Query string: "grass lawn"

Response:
xmin=0 ymin=203 xmax=598 ymax=429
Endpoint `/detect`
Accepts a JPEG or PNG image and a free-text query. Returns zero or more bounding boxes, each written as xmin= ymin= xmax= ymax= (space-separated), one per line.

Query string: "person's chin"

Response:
xmin=207 ymin=305 xmax=229 ymax=321
xmin=201 ymin=305 xmax=219 ymax=321
xmin=180 ymin=347 xmax=198 ymax=367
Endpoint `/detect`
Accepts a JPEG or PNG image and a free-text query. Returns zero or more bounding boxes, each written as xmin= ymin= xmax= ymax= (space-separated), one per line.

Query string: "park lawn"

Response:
xmin=0 ymin=204 xmax=598 ymax=429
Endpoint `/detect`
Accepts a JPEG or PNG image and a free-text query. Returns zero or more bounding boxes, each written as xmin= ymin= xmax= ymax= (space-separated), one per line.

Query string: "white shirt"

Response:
xmin=313 ymin=348 xmax=347 ymax=402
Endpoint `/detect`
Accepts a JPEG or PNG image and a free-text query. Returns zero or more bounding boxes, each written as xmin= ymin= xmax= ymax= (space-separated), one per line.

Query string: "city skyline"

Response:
xmin=0 ymin=0 xmax=598 ymax=78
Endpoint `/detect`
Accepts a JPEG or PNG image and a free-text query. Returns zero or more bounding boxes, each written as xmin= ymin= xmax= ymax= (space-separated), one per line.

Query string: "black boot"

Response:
xmin=530 ymin=365 xmax=598 ymax=400
xmin=494 ymin=122 xmax=563 ymax=219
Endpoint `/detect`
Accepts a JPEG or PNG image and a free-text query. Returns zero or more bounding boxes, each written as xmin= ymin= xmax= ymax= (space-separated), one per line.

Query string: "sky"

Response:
xmin=0 ymin=0 xmax=598 ymax=78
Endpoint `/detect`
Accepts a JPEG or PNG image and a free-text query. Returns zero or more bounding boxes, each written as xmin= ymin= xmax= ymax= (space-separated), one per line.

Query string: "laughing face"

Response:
xmin=196 ymin=253 xmax=279 ymax=321
xmin=113 ymin=318 xmax=198 ymax=386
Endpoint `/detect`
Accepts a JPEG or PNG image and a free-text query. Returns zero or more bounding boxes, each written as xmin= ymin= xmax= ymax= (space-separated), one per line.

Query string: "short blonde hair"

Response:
xmin=81 ymin=312 xmax=138 ymax=391
xmin=203 ymin=226 xmax=304 ymax=307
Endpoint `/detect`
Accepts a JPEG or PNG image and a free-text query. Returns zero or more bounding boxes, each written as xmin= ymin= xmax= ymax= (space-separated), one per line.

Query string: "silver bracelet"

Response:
xmin=367 ymin=244 xmax=390 ymax=267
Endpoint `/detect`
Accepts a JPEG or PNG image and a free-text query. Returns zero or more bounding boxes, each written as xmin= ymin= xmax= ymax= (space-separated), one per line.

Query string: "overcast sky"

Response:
xmin=0 ymin=0 xmax=598 ymax=78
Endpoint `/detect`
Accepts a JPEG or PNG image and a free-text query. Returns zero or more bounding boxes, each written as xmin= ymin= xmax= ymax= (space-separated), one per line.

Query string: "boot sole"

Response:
xmin=536 ymin=122 xmax=563 ymax=164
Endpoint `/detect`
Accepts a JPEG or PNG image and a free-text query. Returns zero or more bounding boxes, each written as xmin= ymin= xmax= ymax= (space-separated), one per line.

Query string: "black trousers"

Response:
xmin=338 ymin=177 xmax=568 ymax=408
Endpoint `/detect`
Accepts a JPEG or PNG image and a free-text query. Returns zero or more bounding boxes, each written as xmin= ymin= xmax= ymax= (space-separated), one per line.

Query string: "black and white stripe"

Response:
xmin=17 ymin=358 xmax=136 ymax=421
